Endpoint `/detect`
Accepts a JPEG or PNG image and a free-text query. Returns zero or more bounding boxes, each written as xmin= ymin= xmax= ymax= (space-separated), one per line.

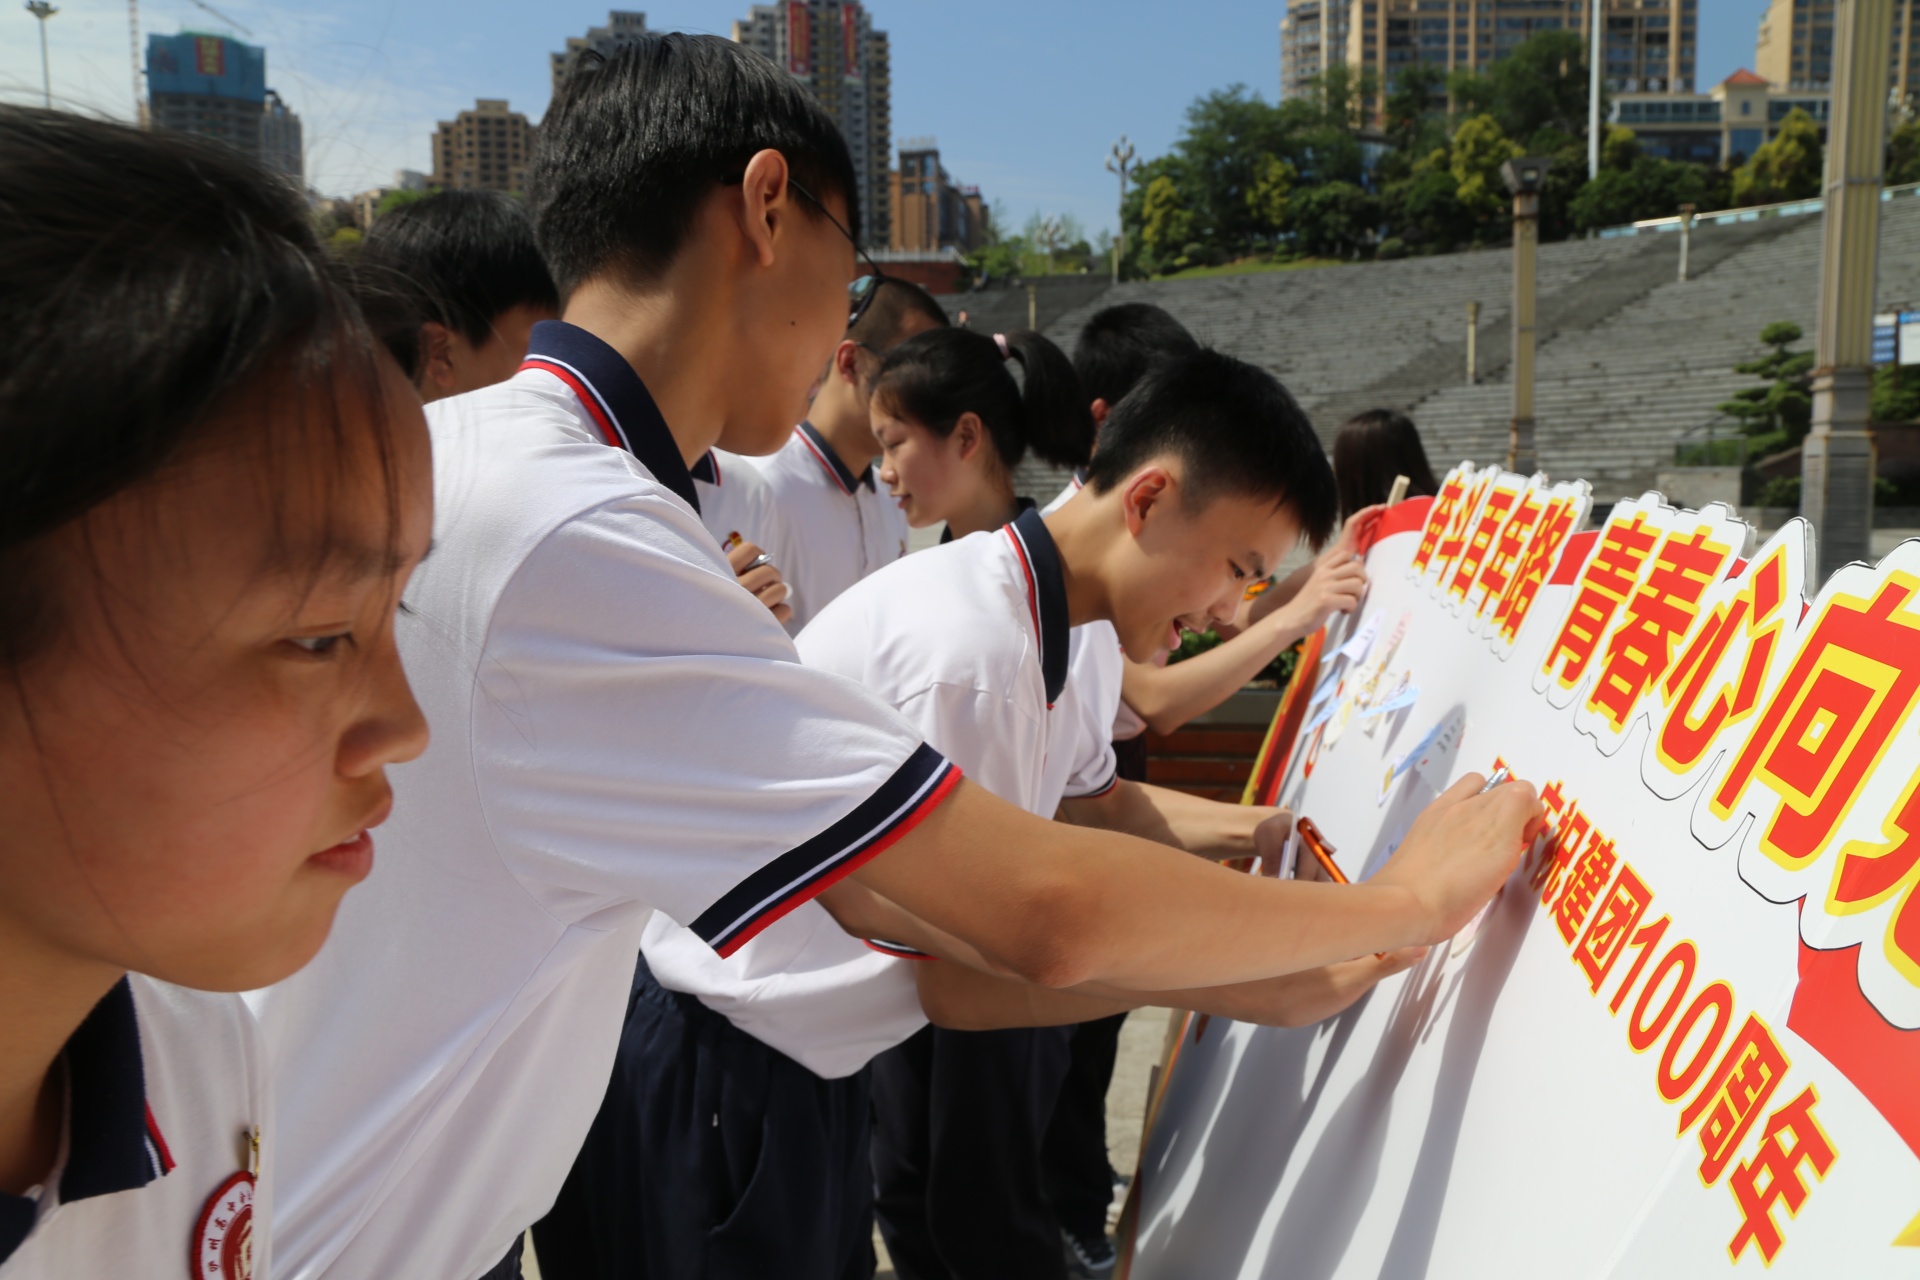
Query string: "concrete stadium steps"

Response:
xmin=1418 ymin=197 xmax=1920 ymax=497
xmin=958 ymin=196 xmax=1920 ymax=506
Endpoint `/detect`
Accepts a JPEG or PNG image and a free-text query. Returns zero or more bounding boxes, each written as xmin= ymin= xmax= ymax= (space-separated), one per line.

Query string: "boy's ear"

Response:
xmin=1122 ymin=465 xmax=1173 ymax=537
xmin=416 ymin=322 xmax=456 ymax=398
xmin=1090 ymin=398 xmax=1112 ymax=428
xmin=735 ymin=148 xmax=793 ymax=270
xmin=833 ymin=339 xmax=863 ymax=385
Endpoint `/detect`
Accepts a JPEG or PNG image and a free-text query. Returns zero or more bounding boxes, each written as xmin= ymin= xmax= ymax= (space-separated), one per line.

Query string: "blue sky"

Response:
xmin=4 ymin=0 xmax=1773 ymax=232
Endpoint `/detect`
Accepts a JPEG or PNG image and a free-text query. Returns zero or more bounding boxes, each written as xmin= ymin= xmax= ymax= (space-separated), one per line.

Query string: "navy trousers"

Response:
xmin=1038 ymin=733 xmax=1148 ymax=1245
xmin=533 ymin=955 xmax=876 ymax=1280
xmin=1040 ymin=1012 xmax=1127 ymax=1242
xmin=870 ymin=1024 xmax=1074 ymax=1280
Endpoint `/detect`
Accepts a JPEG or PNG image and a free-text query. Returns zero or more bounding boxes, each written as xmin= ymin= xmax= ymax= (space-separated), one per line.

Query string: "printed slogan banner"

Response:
xmin=1124 ymin=463 xmax=1920 ymax=1278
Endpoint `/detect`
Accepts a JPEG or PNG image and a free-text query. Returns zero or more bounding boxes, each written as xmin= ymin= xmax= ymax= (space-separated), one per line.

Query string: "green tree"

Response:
xmin=1602 ymin=124 xmax=1642 ymax=171
xmin=1889 ymin=118 xmax=1920 ymax=185
xmin=1570 ymin=155 xmax=1708 ymax=233
xmin=1312 ymin=61 xmax=1379 ymax=135
xmin=1386 ymin=166 xmax=1474 ymax=251
xmin=1448 ymin=29 xmax=1597 ymax=147
xmin=1158 ymin=85 xmax=1293 ymax=254
xmin=966 ymin=239 xmax=1025 ymax=283
xmin=1140 ymin=175 xmax=1196 ymax=264
xmin=373 ymin=187 xmax=431 ymax=220
xmin=1732 ymin=108 xmax=1823 ymax=205
xmin=1873 ymin=364 xmax=1920 ymax=423
xmin=1246 ymin=154 xmax=1297 ymax=237
xmin=963 ymin=199 xmax=1025 ymax=283
xmin=1289 ymin=181 xmax=1379 ymax=258
xmin=327 ymin=225 xmax=364 ymax=254
xmin=1450 ymin=113 xmax=1523 ymax=217
xmin=1383 ymin=64 xmax=1448 ymax=155
xmin=1717 ymin=321 xmax=1815 ymax=453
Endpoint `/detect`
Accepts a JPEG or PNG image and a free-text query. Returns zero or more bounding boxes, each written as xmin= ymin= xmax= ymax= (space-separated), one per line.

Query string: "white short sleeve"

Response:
xmin=474 ymin=494 xmax=956 ymax=955
xmin=1062 ymin=623 xmax=1124 ymax=799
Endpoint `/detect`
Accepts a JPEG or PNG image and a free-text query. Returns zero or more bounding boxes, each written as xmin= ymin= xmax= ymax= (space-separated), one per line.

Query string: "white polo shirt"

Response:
xmin=691 ymin=447 xmax=790 ymax=562
xmin=0 ymin=977 xmax=272 ymax=1280
xmin=642 ymin=508 xmax=1121 ymax=1078
xmin=246 ymin=320 xmax=956 ymax=1280
xmin=1045 ymin=472 xmax=1148 ymax=744
xmin=746 ymin=422 xmax=909 ymax=634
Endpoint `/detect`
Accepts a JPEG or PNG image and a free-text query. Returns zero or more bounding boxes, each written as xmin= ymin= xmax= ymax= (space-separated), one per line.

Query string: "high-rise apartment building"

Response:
xmin=733 ymin=2 xmax=891 ymax=248
xmin=260 ymin=88 xmax=303 ymax=182
xmin=889 ymin=139 xmax=986 ymax=253
xmin=430 ymin=99 xmax=537 ymax=194
xmin=148 ymin=31 xmax=303 ymax=180
xmin=1280 ymin=0 xmax=1695 ymax=106
xmin=1755 ymin=0 xmax=1920 ymax=98
xmin=1280 ymin=0 xmax=1353 ymax=102
xmin=552 ymin=11 xmax=650 ymax=97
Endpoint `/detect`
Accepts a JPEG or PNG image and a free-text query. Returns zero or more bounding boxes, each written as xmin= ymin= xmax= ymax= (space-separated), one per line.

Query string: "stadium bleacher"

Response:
xmin=961 ymin=197 xmax=1920 ymax=504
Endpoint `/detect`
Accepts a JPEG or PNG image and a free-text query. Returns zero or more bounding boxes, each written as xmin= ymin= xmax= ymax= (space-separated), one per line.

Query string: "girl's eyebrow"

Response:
xmin=272 ymin=537 xmax=434 ymax=583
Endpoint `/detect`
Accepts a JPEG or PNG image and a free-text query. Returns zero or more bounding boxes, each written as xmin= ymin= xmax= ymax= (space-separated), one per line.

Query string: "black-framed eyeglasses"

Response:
xmin=787 ymin=179 xmax=893 ymax=331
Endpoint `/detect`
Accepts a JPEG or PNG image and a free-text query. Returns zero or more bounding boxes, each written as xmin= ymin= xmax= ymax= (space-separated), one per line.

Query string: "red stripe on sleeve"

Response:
xmin=713 ymin=766 xmax=964 ymax=958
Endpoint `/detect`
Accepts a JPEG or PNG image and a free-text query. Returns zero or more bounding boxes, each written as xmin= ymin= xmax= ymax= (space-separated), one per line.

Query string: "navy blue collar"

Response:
xmin=0 ymin=979 xmax=170 ymax=1267
xmin=1004 ymin=506 xmax=1070 ymax=708
xmin=690 ymin=452 xmax=719 ymax=485
xmin=519 ymin=320 xmax=700 ymax=514
xmin=795 ymin=422 xmax=876 ymax=494
xmin=939 ymin=496 xmax=1036 ymax=547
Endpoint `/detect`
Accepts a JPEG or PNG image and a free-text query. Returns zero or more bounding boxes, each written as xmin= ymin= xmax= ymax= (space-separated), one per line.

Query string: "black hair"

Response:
xmin=1085 ymin=349 xmax=1338 ymax=548
xmin=338 ymin=252 xmax=436 ymax=380
xmin=870 ymin=329 xmax=1093 ymax=473
xmin=848 ymin=276 xmax=950 ymax=350
xmin=1333 ymin=409 xmax=1440 ymax=522
xmin=362 ymin=190 xmax=557 ymax=348
xmin=0 ymin=106 xmax=397 ymax=666
xmin=1073 ymin=302 xmax=1200 ymax=409
xmin=531 ymin=33 xmax=860 ymax=295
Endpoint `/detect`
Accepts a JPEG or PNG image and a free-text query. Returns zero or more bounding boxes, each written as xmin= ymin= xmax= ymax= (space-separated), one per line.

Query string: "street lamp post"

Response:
xmin=25 ymin=1 xmax=57 ymax=108
xmin=1587 ymin=0 xmax=1602 ymax=182
xmin=1804 ymin=0 xmax=1894 ymax=580
xmin=1105 ymin=135 xmax=1135 ymax=286
xmin=1503 ymin=155 xmax=1552 ymax=473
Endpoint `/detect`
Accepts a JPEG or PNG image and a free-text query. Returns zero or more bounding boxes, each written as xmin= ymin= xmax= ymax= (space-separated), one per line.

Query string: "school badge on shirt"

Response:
xmin=191 ymin=1129 xmax=258 ymax=1279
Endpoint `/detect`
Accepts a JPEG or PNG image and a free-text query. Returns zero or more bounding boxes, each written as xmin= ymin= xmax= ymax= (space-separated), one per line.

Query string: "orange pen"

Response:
xmin=1294 ymin=816 xmax=1386 ymax=959
xmin=1294 ymin=816 xmax=1348 ymax=885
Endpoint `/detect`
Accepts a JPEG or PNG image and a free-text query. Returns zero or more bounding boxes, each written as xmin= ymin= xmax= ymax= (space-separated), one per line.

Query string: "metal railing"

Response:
xmin=1596 ymin=180 xmax=1920 ymax=240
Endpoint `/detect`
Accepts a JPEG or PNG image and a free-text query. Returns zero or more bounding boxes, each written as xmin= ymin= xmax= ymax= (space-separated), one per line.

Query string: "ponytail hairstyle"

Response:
xmin=868 ymin=328 xmax=1093 ymax=474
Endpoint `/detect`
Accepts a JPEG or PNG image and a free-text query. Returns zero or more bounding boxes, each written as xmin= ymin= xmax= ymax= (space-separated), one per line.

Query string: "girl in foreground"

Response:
xmin=0 ymin=108 xmax=429 ymax=1278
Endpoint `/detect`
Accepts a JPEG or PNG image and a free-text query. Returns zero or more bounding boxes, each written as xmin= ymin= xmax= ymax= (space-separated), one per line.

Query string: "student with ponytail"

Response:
xmin=869 ymin=327 xmax=1094 ymax=540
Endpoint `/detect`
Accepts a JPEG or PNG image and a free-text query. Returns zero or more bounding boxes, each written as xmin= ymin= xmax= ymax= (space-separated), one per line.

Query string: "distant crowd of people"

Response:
xmin=0 ymin=30 xmax=1533 ymax=1280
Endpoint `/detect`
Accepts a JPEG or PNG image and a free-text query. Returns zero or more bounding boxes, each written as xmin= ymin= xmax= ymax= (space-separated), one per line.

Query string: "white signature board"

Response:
xmin=1128 ymin=464 xmax=1920 ymax=1278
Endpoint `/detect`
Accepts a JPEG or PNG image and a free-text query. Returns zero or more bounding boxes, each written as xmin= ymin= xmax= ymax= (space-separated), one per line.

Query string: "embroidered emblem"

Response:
xmin=191 ymin=1169 xmax=255 ymax=1279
